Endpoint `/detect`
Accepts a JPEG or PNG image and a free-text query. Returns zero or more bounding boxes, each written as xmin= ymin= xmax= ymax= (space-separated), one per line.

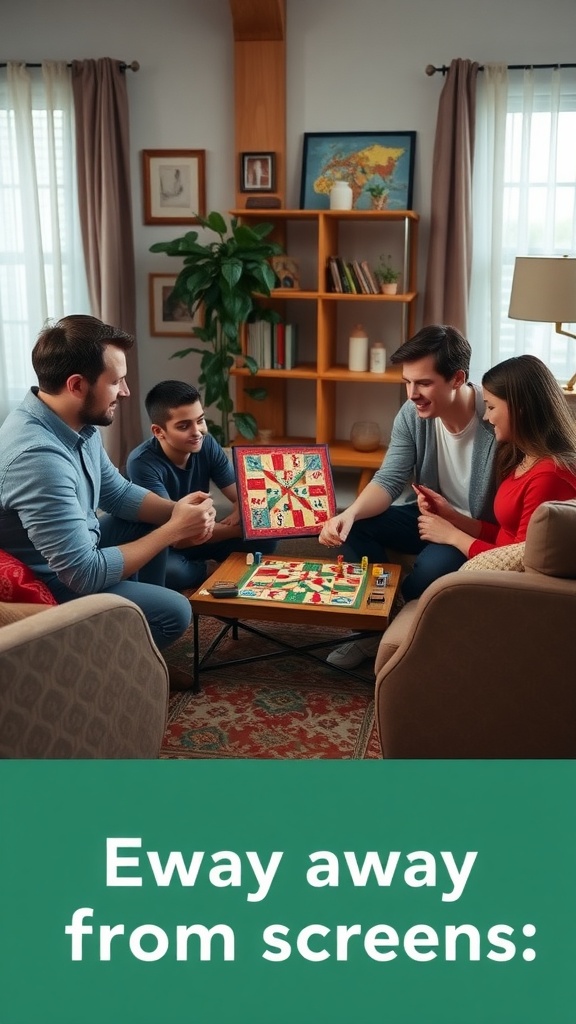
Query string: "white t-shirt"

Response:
xmin=434 ymin=414 xmax=479 ymax=516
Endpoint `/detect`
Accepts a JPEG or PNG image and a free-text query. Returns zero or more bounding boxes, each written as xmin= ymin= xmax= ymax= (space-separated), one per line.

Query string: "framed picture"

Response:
xmin=241 ymin=152 xmax=275 ymax=193
xmin=142 ymin=149 xmax=206 ymax=224
xmin=299 ymin=131 xmax=416 ymax=211
xmin=232 ymin=444 xmax=336 ymax=540
xmin=149 ymin=274 xmax=203 ymax=337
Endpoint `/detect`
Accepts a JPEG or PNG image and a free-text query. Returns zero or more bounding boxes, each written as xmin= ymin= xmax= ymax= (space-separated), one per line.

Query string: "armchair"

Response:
xmin=0 ymin=593 xmax=169 ymax=758
xmin=374 ymin=500 xmax=576 ymax=758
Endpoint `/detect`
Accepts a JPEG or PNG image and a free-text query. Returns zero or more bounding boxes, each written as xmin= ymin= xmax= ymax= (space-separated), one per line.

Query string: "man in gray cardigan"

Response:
xmin=319 ymin=324 xmax=496 ymax=668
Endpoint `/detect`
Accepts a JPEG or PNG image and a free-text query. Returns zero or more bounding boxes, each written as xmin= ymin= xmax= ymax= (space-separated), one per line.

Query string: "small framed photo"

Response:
xmin=271 ymin=256 xmax=300 ymax=290
xmin=142 ymin=149 xmax=206 ymax=225
xmin=241 ymin=152 xmax=275 ymax=193
xmin=149 ymin=274 xmax=203 ymax=337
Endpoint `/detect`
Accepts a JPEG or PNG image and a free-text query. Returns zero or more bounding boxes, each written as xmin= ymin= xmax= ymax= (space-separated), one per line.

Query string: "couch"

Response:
xmin=374 ymin=500 xmax=576 ymax=758
xmin=0 ymin=593 xmax=169 ymax=758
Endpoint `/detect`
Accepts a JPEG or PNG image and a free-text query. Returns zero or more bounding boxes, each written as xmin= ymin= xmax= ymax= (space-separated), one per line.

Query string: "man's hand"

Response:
xmin=319 ymin=510 xmax=355 ymax=547
xmin=170 ymin=493 xmax=216 ymax=545
xmin=219 ymin=505 xmax=241 ymax=528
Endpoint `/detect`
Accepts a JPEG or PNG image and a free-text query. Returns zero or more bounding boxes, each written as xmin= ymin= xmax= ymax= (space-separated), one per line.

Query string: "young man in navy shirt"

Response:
xmin=127 ymin=380 xmax=275 ymax=590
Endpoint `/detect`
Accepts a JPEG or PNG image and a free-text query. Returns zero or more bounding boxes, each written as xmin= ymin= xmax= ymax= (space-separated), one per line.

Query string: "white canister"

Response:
xmin=348 ymin=325 xmax=369 ymax=371
xmin=330 ymin=180 xmax=353 ymax=210
xmin=370 ymin=343 xmax=387 ymax=373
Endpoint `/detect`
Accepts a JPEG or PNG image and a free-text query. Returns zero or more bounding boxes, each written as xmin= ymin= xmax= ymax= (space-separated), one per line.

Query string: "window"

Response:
xmin=0 ymin=65 xmax=90 ymax=419
xmin=469 ymin=67 xmax=576 ymax=383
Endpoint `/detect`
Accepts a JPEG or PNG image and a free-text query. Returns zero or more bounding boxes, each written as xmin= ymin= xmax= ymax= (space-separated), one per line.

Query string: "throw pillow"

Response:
xmin=459 ymin=543 xmax=526 ymax=573
xmin=0 ymin=549 xmax=58 ymax=605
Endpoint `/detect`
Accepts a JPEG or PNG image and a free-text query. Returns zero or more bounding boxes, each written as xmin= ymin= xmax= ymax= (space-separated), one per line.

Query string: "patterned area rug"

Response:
xmin=161 ymin=616 xmax=381 ymax=760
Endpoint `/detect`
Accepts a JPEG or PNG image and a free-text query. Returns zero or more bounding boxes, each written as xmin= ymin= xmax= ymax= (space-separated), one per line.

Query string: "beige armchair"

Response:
xmin=374 ymin=500 xmax=576 ymax=758
xmin=0 ymin=593 xmax=169 ymax=758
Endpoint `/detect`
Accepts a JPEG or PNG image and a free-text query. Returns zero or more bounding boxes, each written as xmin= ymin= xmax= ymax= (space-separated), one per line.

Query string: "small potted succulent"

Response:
xmin=365 ymin=181 xmax=389 ymax=210
xmin=374 ymin=253 xmax=401 ymax=294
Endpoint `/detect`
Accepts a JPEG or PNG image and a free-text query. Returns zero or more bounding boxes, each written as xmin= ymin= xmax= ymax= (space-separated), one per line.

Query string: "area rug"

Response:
xmin=161 ymin=616 xmax=381 ymax=760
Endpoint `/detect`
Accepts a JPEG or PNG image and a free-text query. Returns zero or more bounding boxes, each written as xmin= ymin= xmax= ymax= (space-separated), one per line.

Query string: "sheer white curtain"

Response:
xmin=0 ymin=62 xmax=90 ymax=421
xmin=469 ymin=66 xmax=576 ymax=382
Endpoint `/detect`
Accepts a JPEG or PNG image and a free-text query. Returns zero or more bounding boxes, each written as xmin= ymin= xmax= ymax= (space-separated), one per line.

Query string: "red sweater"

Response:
xmin=468 ymin=459 xmax=576 ymax=558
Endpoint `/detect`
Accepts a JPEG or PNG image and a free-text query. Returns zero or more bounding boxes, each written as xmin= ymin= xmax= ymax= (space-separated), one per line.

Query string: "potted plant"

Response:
xmin=149 ymin=211 xmax=283 ymax=446
xmin=374 ymin=253 xmax=401 ymax=294
xmin=365 ymin=182 xmax=389 ymax=210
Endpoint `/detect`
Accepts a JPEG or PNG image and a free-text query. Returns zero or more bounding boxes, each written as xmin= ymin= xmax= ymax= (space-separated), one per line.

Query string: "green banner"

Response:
xmin=0 ymin=760 xmax=574 ymax=1024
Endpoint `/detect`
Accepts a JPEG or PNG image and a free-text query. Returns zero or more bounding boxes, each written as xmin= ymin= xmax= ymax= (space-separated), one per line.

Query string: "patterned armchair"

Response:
xmin=0 ymin=593 xmax=169 ymax=758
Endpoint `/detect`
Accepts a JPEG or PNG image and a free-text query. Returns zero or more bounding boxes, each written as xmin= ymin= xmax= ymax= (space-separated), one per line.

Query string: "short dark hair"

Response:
xmin=32 ymin=314 xmax=134 ymax=393
xmin=390 ymin=324 xmax=471 ymax=381
xmin=145 ymin=380 xmax=202 ymax=427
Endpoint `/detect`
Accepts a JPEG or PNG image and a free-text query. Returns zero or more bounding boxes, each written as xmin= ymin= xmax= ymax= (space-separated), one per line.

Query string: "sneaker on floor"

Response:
xmin=326 ymin=635 xmax=381 ymax=669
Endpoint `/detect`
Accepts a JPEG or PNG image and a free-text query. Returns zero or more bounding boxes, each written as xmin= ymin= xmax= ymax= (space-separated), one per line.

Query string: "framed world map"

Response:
xmin=300 ymin=131 xmax=416 ymax=211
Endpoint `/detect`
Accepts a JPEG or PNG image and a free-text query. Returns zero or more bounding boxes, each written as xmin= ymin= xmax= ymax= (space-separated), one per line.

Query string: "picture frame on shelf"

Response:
xmin=142 ymin=149 xmax=206 ymax=225
xmin=149 ymin=274 xmax=203 ymax=337
xmin=241 ymin=152 xmax=275 ymax=193
xmin=299 ymin=131 xmax=416 ymax=211
xmin=270 ymin=256 xmax=300 ymax=290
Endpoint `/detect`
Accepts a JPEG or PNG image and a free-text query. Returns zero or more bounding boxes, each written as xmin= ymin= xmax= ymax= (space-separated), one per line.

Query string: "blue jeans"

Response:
xmin=165 ymin=537 xmax=277 ymax=591
xmin=342 ymin=503 xmax=466 ymax=601
xmin=46 ymin=515 xmax=191 ymax=651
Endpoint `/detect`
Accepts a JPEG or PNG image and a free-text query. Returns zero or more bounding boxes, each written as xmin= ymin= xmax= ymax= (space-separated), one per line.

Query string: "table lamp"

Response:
xmin=508 ymin=255 xmax=576 ymax=391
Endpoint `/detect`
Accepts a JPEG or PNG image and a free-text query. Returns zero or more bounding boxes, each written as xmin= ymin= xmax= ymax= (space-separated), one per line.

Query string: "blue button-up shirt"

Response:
xmin=0 ymin=388 xmax=149 ymax=594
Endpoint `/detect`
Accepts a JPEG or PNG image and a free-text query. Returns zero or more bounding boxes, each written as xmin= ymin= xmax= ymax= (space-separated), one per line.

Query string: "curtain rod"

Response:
xmin=425 ymin=62 xmax=576 ymax=77
xmin=0 ymin=60 xmax=140 ymax=71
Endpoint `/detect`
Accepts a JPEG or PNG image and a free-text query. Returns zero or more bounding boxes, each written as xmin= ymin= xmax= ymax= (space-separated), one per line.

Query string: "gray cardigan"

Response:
xmin=372 ymin=383 xmax=497 ymax=522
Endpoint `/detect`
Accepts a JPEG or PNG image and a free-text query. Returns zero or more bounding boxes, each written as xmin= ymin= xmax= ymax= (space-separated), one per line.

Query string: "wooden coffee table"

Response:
xmin=188 ymin=552 xmax=401 ymax=691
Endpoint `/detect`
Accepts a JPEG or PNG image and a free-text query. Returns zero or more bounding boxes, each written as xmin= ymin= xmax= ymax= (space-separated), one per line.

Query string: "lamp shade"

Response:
xmin=508 ymin=256 xmax=576 ymax=323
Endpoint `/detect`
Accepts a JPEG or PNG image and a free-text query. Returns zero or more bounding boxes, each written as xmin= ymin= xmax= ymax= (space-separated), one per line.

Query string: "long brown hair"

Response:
xmin=482 ymin=354 xmax=576 ymax=482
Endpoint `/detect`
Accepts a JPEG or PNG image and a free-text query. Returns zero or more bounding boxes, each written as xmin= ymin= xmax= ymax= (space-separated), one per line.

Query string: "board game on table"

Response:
xmin=188 ymin=553 xmax=402 ymax=691
xmin=237 ymin=559 xmax=368 ymax=607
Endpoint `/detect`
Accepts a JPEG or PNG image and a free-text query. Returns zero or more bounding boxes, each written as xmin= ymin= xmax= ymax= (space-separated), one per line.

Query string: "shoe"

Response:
xmin=326 ymin=634 xmax=381 ymax=669
xmin=167 ymin=664 xmax=193 ymax=691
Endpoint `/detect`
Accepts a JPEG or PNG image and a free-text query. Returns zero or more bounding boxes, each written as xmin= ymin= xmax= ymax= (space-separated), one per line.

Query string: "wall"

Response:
xmin=4 ymin=0 xmax=576 ymax=440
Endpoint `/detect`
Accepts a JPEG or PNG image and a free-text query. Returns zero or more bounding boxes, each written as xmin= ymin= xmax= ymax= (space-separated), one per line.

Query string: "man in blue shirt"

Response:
xmin=0 ymin=315 xmax=216 ymax=685
xmin=127 ymin=380 xmax=275 ymax=591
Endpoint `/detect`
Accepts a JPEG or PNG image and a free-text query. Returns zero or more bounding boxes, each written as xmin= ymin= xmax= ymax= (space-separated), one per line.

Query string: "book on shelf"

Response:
xmin=327 ymin=256 xmax=342 ymax=293
xmin=360 ymin=259 xmax=380 ymax=294
xmin=351 ymin=260 xmax=372 ymax=294
xmin=334 ymin=256 xmax=352 ymax=293
xmin=246 ymin=320 xmax=297 ymax=370
xmin=346 ymin=262 xmax=363 ymax=293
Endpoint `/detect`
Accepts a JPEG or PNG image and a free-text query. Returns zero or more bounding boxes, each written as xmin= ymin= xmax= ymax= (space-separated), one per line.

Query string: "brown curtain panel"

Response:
xmin=423 ymin=59 xmax=480 ymax=335
xmin=71 ymin=58 xmax=142 ymax=469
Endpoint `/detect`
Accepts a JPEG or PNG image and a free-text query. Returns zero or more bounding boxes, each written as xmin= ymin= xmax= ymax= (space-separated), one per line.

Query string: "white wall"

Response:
xmin=4 ymin=0 xmax=576 ymax=438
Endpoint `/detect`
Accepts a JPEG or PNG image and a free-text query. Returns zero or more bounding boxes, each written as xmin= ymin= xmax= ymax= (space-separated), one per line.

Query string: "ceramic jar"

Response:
xmin=370 ymin=343 xmax=386 ymax=373
xmin=348 ymin=324 xmax=369 ymax=371
xmin=329 ymin=180 xmax=353 ymax=210
xmin=350 ymin=421 xmax=381 ymax=452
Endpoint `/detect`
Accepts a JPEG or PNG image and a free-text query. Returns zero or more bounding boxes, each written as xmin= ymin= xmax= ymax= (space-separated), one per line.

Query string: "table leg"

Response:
xmin=192 ymin=612 xmax=201 ymax=693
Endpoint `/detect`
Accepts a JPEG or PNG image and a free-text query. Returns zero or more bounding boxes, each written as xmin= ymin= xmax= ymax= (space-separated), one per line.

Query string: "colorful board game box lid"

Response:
xmin=232 ymin=444 xmax=337 ymax=541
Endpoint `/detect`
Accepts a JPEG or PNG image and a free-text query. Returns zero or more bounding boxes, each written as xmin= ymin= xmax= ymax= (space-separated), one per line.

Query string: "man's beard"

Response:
xmin=81 ymin=392 xmax=118 ymax=427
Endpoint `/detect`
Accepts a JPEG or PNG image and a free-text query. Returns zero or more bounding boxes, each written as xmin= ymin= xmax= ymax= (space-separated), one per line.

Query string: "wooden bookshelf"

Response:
xmin=229 ymin=209 xmax=419 ymax=489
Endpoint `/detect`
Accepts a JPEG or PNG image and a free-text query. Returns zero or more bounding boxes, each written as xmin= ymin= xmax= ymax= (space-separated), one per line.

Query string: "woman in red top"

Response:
xmin=416 ymin=354 xmax=576 ymax=557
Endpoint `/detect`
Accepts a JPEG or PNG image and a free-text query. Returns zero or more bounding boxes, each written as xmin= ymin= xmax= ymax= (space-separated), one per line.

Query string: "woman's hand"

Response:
xmin=412 ymin=484 xmax=457 ymax=522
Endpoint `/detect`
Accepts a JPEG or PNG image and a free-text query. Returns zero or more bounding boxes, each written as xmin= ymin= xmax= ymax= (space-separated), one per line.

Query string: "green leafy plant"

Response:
xmin=365 ymin=182 xmax=387 ymax=200
xmin=149 ymin=211 xmax=283 ymax=446
xmin=374 ymin=252 xmax=401 ymax=284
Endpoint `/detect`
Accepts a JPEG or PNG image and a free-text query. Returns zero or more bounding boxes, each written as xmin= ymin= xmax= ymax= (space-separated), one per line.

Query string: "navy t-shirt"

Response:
xmin=126 ymin=434 xmax=235 ymax=501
